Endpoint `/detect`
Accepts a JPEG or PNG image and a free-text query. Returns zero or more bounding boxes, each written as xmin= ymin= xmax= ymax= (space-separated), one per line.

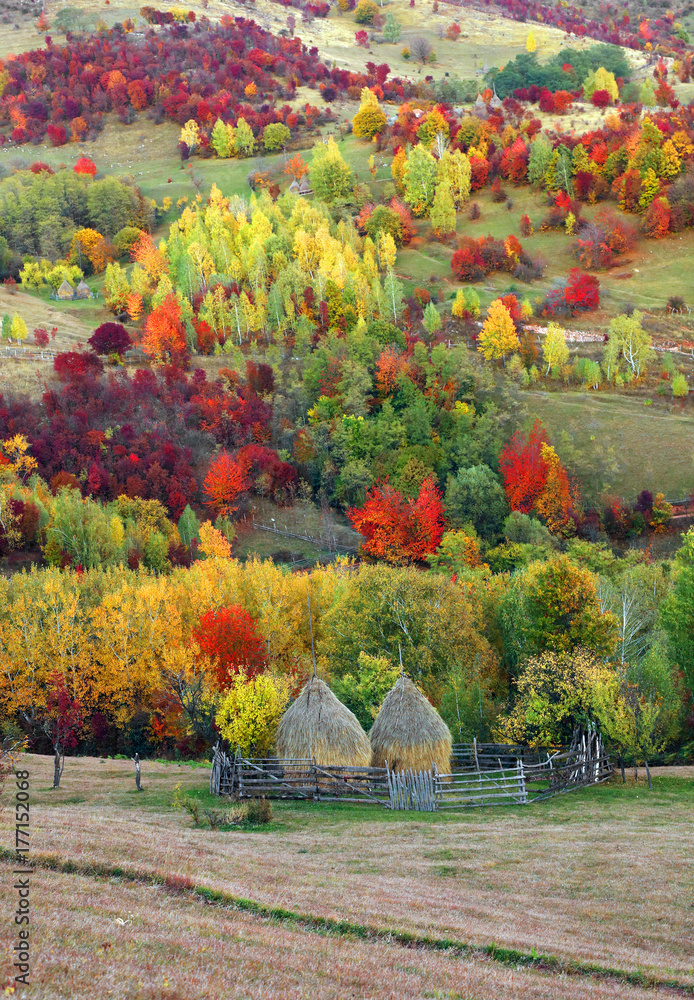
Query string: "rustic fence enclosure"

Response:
xmin=211 ymin=732 xmax=611 ymax=812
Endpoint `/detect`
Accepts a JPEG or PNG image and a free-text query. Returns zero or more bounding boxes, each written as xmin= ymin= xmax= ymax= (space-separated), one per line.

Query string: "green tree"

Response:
xmin=263 ymin=122 xmax=291 ymax=152
xmin=430 ymin=181 xmax=456 ymax=237
xmin=437 ymin=148 xmax=471 ymax=208
xmin=672 ymin=373 xmax=689 ymax=397
xmin=403 ymin=144 xmax=437 ymax=216
xmin=322 ymin=563 xmax=500 ymax=699
xmin=498 ymin=555 xmax=619 ymax=673
xmin=215 ymin=671 xmax=290 ymax=756
xmin=44 ymin=490 xmax=126 ymax=569
xmin=422 ymin=300 xmax=442 ymax=335
xmin=660 ymin=527 xmax=694 ymax=694
xmin=496 ymin=648 xmax=617 ymax=745
xmin=604 ymin=311 xmax=655 ymax=380
xmin=178 ymin=505 xmax=201 ymax=549
xmin=445 ymin=465 xmax=509 ymax=540
xmin=382 ymin=12 xmax=402 ymax=42
xmin=330 ymin=652 xmax=400 ymax=731
xmin=210 ymin=118 xmax=234 ymax=158
xmin=87 ymin=177 xmax=139 ymax=239
xmin=528 ymin=135 xmax=553 ymax=187
xmin=383 ymin=270 xmax=404 ymax=323
xmin=309 ymin=137 xmax=354 ymax=203
xmin=234 ymin=117 xmax=257 ymax=157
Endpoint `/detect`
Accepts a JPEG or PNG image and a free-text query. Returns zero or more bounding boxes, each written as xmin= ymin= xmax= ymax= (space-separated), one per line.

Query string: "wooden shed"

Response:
xmin=57 ymin=279 xmax=74 ymax=300
xmin=75 ymin=280 xmax=93 ymax=299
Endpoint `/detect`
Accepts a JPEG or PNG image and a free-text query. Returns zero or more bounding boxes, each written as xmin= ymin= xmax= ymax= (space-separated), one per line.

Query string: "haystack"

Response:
xmin=370 ymin=675 xmax=451 ymax=775
xmin=275 ymin=675 xmax=371 ymax=767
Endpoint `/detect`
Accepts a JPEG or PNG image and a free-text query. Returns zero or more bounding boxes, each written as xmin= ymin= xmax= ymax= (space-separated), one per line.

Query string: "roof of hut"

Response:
xmin=275 ymin=675 xmax=371 ymax=767
xmin=57 ymin=279 xmax=74 ymax=298
xmin=370 ymin=675 xmax=452 ymax=774
xmin=75 ymin=279 xmax=92 ymax=298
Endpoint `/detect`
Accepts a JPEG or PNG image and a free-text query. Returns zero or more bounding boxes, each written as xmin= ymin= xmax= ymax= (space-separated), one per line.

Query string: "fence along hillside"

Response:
xmin=211 ymin=730 xmax=611 ymax=812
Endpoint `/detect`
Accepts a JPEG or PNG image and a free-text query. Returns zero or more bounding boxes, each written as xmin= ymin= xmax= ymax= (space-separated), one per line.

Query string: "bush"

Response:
xmin=355 ymin=0 xmax=378 ymax=23
xmin=245 ymin=797 xmax=273 ymax=825
xmin=672 ymin=373 xmax=689 ymax=397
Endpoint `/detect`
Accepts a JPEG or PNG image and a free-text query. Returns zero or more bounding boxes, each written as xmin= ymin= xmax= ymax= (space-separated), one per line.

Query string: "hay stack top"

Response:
xmin=370 ymin=675 xmax=452 ymax=774
xmin=275 ymin=675 xmax=371 ymax=767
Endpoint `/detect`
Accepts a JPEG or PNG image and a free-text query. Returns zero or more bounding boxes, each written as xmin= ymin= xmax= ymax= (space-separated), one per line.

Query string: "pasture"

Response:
xmin=527 ymin=391 xmax=694 ymax=502
xmin=1 ymin=754 xmax=692 ymax=998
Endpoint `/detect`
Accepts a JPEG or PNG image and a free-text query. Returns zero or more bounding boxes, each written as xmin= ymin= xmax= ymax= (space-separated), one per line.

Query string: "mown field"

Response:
xmin=1 ymin=754 xmax=692 ymax=998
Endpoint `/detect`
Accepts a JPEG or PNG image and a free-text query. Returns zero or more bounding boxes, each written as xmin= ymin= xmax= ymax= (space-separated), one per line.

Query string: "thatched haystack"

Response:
xmin=275 ymin=675 xmax=371 ymax=767
xmin=370 ymin=675 xmax=452 ymax=775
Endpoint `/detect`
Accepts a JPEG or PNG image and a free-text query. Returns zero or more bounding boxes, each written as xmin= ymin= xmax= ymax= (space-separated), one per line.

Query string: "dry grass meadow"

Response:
xmin=1 ymin=754 xmax=692 ymax=998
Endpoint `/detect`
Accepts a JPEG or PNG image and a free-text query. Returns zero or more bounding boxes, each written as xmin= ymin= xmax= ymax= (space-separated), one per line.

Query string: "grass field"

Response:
xmin=1 ymin=754 xmax=692 ymax=997
xmin=526 ymin=391 xmax=694 ymax=501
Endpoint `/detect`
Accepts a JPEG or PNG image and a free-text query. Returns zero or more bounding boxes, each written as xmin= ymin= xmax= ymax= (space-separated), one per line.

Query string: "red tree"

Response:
xmin=193 ymin=605 xmax=267 ymax=688
xmin=88 ymin=322 xmax=132 ymax=356
xmin=348 ymin=476 xmax=444 ymax=564
xmin=74 ymin=156 xmax=97 ymax=176
xmin=499 ymin=420 xmax=549 ymax=513
xmin=44 ymin=672 xmax=82 ymax=789
xmin=642 ymin=196 xmax=670 ymax=239
xmin=564 ymin=269 xmax=600 ymax=314
xmin=203 ymin=451 xmax=250 ymax=516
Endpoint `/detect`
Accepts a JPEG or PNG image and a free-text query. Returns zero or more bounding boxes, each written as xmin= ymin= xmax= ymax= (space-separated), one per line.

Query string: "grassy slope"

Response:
xmin=1 ymin=753 xmax=692 ymax=998
xmin=526 ymin=391 xmax=694 ymax=500
xmin=2 ymin=1 xmax=693 ymax=507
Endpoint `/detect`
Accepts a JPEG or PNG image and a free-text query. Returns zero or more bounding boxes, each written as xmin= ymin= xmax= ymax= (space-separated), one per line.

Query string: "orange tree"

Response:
xmin=203 ymin=451 xmax=250 ymax=517
xmin=141 ymin=294 xmax=188 ymax=363
xmin=348 ymin=476 xmax=444 ymax=564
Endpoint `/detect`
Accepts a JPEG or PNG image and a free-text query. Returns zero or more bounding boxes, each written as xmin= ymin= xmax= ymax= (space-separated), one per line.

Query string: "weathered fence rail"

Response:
xmin=211 ymin=735 xmax=611 ymax=812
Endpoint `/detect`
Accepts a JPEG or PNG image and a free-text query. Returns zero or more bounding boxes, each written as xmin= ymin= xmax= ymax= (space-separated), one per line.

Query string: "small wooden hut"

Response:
xmin=75 ymin=280 xmax=93 ymax=299
xmin=370 ymin=675 xmax=452 ymax=775
xmin=275 ymin=675 xmax=371 ymax=767
xmin=57 ymin=279 xmax=74 ymax=300
xmin=298 ymin=176 xmax=312 ymax=196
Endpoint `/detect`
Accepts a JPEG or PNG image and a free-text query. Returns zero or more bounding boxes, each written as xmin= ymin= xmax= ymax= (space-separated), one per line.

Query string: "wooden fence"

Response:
xmin=211 ymin=734 xmax=611 ymax=812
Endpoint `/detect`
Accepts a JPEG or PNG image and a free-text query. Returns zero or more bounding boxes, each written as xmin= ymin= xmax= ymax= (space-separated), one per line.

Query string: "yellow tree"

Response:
xmin=542 ymin=322 xmax=569 ymax=377
xmin=215 ymin=670 xmax=290 ymax=756
xmin=180 ymin=119 xmax=201 ymax=152
xmin=352 ymin=88 xmax=387 ymax=139
xmin=9 ymin=313 xmax=28 ymax=345
xmin=437 ymin=149 xmax=471 ymax=209
xmin=526 ymin=30 xmax=536 ymax=52
xmin=477 ymin=299 xmax=519 ymax=360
